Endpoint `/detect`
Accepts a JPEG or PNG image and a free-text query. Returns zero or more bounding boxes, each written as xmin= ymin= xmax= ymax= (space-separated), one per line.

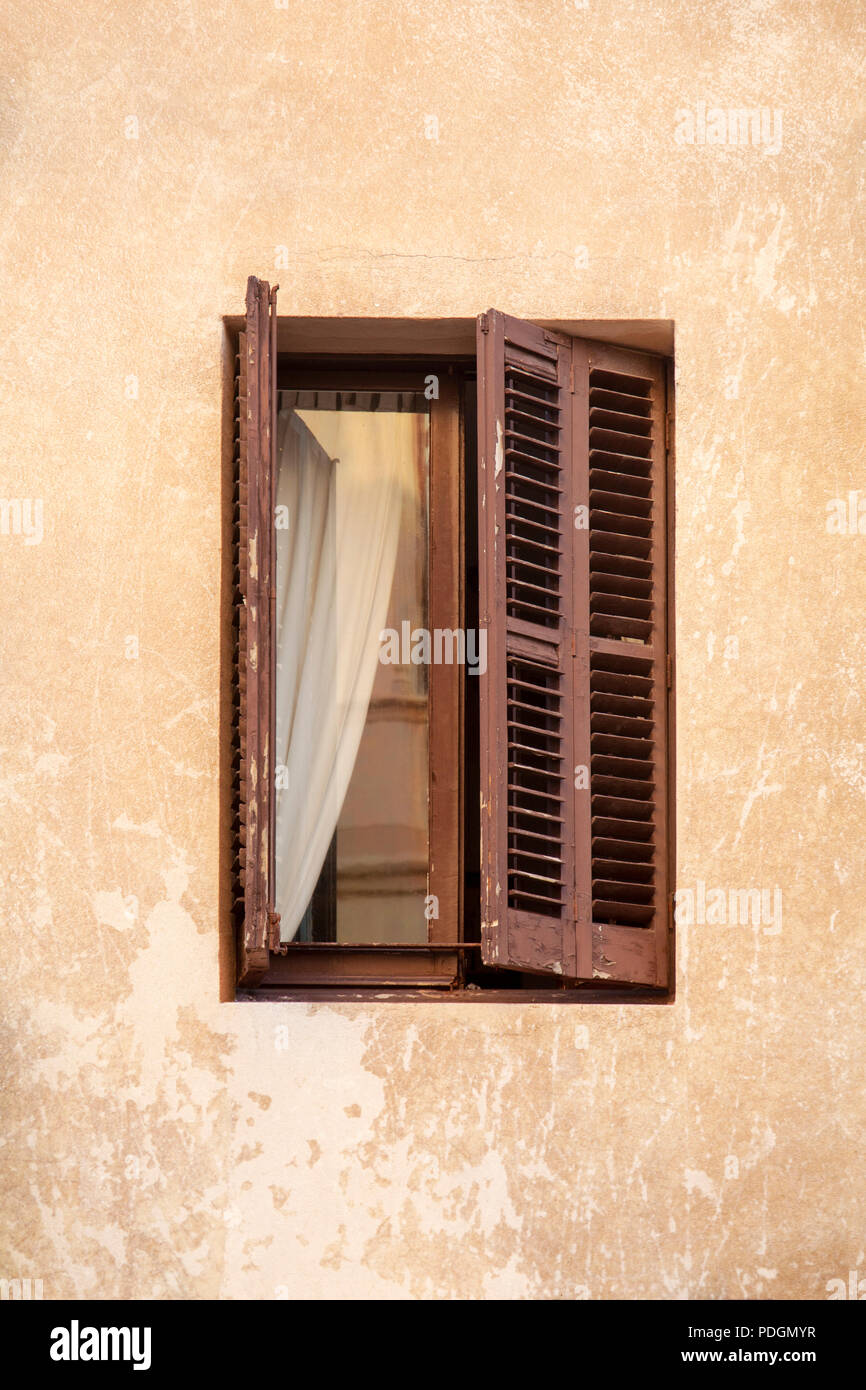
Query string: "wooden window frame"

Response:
xmin=231 ymin=282 xmax=675 ymax=1002
xmin=258 ymin=365 xmax=465 ymax=990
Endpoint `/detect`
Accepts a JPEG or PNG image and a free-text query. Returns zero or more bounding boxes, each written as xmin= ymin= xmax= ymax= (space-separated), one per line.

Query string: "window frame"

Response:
xmin=261 ymin=363 xmax=466 ymax=989
xmin=229 ymin=286 xmax=676 ymax=1003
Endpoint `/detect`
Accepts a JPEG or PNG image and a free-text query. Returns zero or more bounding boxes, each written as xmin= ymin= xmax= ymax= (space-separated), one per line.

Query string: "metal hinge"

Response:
xmin=667 ymin=653 xmax=673 ymax=689
xmin=664 ymin=413 xmax=672 ymax=452
xmin=669 ymin=893 xmax=676 ymax=931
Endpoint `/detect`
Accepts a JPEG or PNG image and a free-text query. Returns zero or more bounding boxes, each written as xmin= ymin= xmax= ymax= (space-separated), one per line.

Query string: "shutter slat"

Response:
xmin=592 ymin=730 xmax=654 ymax=757
xmin=592 ymin=899 xmax=654 ymax=925
xmin=591 ymin=468 xmax=653 ymax=498
xmin=592 ymin=837 xmax=654 ymax=861
xmin=591 ymin=550 xmax=653 ymax=581
xmin=592 ymin=815 xmax=654 ymax=841
xmin=505 ymin=490 xmax=562 ymax=518
xmin=594 ymin=858 xmax=654 ymax=883
xmin=590 ymin=388 xmax=653 ymax=415
xmin=591 ymin=571 xmax=652 ymax=600
xmin=590 ymin=408 xmax=653 ymax=437
xmin=591 ymin=489 xmax=653 ymax=518
xmin=590 ymin=448 xmax=653 ymax=475
xmin=590 ymin=429 xmax=653 ymax=458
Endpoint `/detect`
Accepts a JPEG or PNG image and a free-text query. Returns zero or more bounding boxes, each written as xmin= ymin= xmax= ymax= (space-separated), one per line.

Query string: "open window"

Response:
xmin=231 ymin=280 xmax=674 ymax=998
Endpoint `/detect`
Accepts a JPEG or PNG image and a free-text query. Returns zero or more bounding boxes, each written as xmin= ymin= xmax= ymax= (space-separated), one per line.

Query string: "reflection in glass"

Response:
xmin=273 ymin=390 xmax=429 ymax=944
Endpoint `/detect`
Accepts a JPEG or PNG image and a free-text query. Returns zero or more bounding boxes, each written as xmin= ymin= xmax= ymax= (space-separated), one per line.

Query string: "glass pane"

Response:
xmin=274 ymin=389 xmax=430 ymax=945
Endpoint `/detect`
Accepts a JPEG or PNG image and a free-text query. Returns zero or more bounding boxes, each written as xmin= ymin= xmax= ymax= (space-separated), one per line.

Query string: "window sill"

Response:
xmin=236 ymin=984 xmax=673 ymax=1005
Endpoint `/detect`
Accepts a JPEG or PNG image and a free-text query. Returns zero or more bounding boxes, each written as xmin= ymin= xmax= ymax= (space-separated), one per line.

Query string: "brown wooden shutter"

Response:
xmin=235 ymin=276 xmax=280 ymax=985
xmin=478 ymin=314 xmax=672 ymax=988
xmin=579 ymin=341 xmax=671 ymax=988
xmin=477 ymin=311 xmax=578 ymax=977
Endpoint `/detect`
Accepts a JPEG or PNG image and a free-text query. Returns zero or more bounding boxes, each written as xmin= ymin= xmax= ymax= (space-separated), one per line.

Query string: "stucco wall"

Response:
xmin=2 ymin=0 xmax=864 ymax=1299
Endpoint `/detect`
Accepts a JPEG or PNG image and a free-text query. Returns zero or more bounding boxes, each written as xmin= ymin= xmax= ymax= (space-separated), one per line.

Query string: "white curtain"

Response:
xmin=273 ymin=406 xmax=412 ymax=942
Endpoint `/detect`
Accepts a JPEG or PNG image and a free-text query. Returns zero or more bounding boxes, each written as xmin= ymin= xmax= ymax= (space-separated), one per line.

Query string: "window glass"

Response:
xmin=274 ymin=390 xmax=430 ymax=944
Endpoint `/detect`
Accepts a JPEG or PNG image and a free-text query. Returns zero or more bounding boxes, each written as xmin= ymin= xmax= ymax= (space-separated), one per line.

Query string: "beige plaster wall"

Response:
xmin=2 ymin=0 xmax=864 ymax=1300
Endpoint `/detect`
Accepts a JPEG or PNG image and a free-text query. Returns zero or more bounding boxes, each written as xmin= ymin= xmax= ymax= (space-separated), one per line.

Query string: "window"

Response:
xmin=231 ymin=278 xmax=674 ymax=999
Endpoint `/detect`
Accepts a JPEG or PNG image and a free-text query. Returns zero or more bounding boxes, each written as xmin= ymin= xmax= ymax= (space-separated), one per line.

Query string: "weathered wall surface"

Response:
xmin=2 ymin=1 xmax=863 ymax=1299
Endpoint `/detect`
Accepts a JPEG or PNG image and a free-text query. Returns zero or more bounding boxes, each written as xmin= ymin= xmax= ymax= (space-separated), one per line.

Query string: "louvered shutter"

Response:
xmin=477 ymin=312 xmax=578 ymax=977
xmin=235 ymin=276 xmax=280 ymax=985
xmin=579 ymin=340 xmax=671 ymax=987
xmin=478 ymin=314 xmax=672 ymax=988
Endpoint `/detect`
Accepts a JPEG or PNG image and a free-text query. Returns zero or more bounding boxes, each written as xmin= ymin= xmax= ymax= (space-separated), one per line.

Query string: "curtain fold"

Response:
xmin=273 ymin=407 xmax=410 ymax=942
